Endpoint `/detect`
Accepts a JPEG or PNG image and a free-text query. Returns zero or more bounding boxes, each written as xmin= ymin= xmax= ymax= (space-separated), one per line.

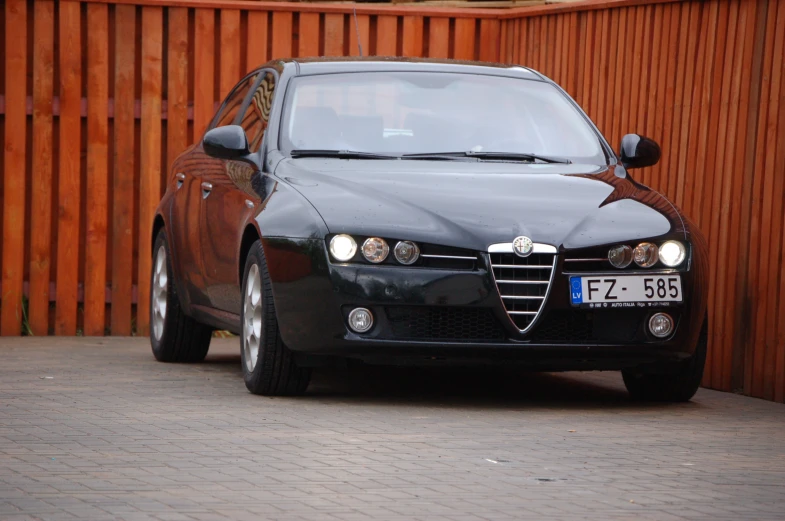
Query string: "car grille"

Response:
xmin=419 ymin=244 xmax=477 ymax=270
xmin=490 ymin=252 xmax=556 ymax=332
xmin=385 ymin=306 xmax=506 ymax=342
xmin=530 ymin=309 xmax=652 ymax=344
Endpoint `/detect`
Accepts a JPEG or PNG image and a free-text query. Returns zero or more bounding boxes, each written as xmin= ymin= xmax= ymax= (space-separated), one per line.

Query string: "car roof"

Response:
xmin=273 ymin=57 xmax=545 ymax=81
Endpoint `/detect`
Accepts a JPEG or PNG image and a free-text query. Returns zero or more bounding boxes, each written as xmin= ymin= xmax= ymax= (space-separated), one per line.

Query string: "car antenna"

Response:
xmin=353 ymin=8 xmax=363 ymax=57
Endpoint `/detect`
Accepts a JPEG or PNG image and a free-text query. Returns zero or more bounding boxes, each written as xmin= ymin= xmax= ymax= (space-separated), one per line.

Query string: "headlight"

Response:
xmin=361 ymin=237 xmax=389 ymax=263
xmin=608 ymin=245 xmax=633 ymax=268
xmin=329 ymin=234 xmax=357 ymax=262
xmin=633 ymin=242 xmax=659 ymax=268
xmin=659 ymin=240 xmax=686 ymax=267
xmin=393 ymin=241 xmax=420 ymax=265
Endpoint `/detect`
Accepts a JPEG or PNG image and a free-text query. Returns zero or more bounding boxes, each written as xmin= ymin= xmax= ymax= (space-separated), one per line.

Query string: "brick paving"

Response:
xmin=0 ymin=337 xmax=784 ymax=521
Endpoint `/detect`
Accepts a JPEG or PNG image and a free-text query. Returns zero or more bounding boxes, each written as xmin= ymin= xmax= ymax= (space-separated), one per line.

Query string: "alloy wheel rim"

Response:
xmin=243 ymin=264 xmax=262 ymax=372
xmin=151 ymin=245 xmax=168 ymax=341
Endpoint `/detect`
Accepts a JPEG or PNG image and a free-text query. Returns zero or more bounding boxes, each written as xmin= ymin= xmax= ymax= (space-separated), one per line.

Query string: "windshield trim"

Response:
xmin=277 ymin=70 xmax=613 ymax=165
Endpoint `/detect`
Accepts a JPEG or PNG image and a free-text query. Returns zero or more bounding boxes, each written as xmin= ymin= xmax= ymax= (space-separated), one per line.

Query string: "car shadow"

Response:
xmin=201 ymin=350 xmax=698 ymax=411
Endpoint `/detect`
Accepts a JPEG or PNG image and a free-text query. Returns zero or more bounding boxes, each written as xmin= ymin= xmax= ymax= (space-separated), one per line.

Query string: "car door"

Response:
xmin=168 ymin=146 xmax=211 ymax=308
xmin=200 ymin=69 xmax=277 ymax=314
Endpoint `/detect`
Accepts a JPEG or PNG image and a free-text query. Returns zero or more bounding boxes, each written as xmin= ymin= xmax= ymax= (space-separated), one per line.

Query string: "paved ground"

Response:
xmin=0 ymin=338 xmax=784 ymax=521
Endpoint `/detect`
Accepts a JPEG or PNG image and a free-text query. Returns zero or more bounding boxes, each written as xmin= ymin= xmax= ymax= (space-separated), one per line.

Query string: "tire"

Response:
xmin=150 ymin=228 xmax=212 ymax=363
xmin=240 ymin=239 xmax=311 ymax=396
xmin=622 ymin=317 xmax=708 ymax=402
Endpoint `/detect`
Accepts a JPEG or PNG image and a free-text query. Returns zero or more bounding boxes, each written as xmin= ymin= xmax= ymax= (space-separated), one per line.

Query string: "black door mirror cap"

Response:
xmin=203 ymin=125 xmax=255 ymax=165
xmin=620 ymin=133 xmax=661 ymax=169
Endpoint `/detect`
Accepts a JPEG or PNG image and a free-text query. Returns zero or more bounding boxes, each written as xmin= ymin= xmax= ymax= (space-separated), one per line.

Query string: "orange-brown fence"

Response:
xmin=1 ymin=0 xmax=784 ymax=401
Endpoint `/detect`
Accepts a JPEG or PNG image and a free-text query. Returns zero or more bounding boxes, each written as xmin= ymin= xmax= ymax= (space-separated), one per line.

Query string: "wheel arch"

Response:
xmin=152 ymin=214 xmax=166 ymax=250
xmin=239 ymin=223 xmax=262 ymax=285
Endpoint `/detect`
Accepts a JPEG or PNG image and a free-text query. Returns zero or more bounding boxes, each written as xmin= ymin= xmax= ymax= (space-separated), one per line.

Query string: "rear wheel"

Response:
xmin=622 ymin=318 xmax=708 ymax=402
xmin=241 ymin=239 xmax=311 ymax=396
xmin=150 ymin=228 xmax=212 ymax=363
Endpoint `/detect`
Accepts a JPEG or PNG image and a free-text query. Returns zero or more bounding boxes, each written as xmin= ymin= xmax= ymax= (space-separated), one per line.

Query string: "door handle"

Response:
xmin=175 ymin=172 xmax=185 ymax=189
xmin=201 ymin=182 xmax=213 ymax=199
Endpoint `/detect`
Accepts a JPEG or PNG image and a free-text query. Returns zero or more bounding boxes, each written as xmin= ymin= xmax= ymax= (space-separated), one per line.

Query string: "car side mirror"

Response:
xmin=620 ymin=134 xmax=660 ymax=169
xmin=203 ymin=125 xmax=251 ymax=160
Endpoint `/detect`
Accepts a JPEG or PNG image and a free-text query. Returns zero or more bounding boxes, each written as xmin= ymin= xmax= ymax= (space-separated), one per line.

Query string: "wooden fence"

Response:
xmin=1 ymin=0 xmax=783 ymax=401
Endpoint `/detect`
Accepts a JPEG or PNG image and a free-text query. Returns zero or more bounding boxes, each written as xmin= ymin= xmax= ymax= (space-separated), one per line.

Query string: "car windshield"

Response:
xmin=280 ymin=71 xmax=606 ymax=164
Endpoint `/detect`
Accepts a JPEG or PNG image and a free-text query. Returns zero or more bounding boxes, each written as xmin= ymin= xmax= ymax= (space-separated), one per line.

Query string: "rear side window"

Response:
xmin=212 ymin=73 xmax=259 ymax=129
xmin=239 ymin=71 xmax=276 ymax=152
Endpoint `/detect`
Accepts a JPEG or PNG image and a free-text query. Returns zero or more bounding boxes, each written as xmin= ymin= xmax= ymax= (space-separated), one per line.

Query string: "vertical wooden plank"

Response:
xmin=111 ymin=4 xmax=136 ymax=336
xmin=194 ymin=8 xmax=215 ymax=138
xmin=594 ymin=9 xmax=610 ymax=136
xmin=324 ymin=13 xmax=344 ymax=56
xmin=498 ymin=18 xmax=509 ymax=63
xmin=656 ymin=5 xmax=680 ymax=193
xmin=565 ymin=12 xmax=578 ymax=96
xmin=552 ymin=14 xmax=563 ymax=84
xmin=220 ymin=9 xmax=241 ymax=99
xmin=538 ymin=16 xmax=548 ymax=75
xmin=758 ymin=0 xmax=784 ymax=400
xmin=271 ymin=11 xmax=293 ymax=58
xmin=510 ymin=18 xmax=521 ymax=64
xmin=716 ymin=2 xmax=748 ymax=391
xmin=517 ymin=17 xmax=528 ymax=66
xmin=724 ymin=0 xmax=758 ymax=396
xmin=636 ymin=6 xmax=653 ymax=138
xmin=167 ymin=7 xmax=189 ymax=174
xmin=298 ymin=12 xmax=319 ymax=57
xmin=673 ymin=1 xmax=702 ymax=206
xmin=642 ymin=4 xmax=663 ymax=188
xmin=624 ymin=8 xmax=643 ymax=137
xmin=246 ymin=11 xmax=269 ymax=68
xmin=580 ymin=11 xmax=596 ymax=119
xmin=1 ymin=0 xmax=27 ymax=335
xmin=402 ymin=15 xmax=423 ymax=58
xmin=84 ymin=3 xmax=109 ymax=336
xmin=375 ymin=15 xmax=397 ymax=56
xmin=687 ymin=1 xmax=717 ymax=234
xmin=454 ymin=18 xmax=475 ymax=60
xmin=701 ymin=0 xmax=729 ymax=385
xmin=28 ymin=0 xmax=55 ymax=336
xmin=137 ymin=6 xmax=163 ymax=338
xmin=708 ymin=0 xmax=738 ymax=390
xmin=743 ymin=0 xmax=777 ymax=394
xmin=478 ymin=19 xmax=500 ymax=62
xmin=608 ymin=8 xmax=624 ymax=146
xmin=773 ymin=1 xmax=785 ymax=403
xmin=348 ymin=13 xmax=369 ymax=58
xmin=428 ymin=17 xmax=449 ymax=59
xmin=55 ymin=0 xmax=82 ymax=335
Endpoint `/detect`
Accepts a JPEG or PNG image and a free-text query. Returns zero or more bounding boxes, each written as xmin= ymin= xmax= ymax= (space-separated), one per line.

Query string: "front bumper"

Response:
xmin=264 ymin=238 xmax=703 ymax=367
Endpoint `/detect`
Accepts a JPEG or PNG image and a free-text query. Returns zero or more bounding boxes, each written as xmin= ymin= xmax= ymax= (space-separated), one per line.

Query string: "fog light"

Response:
xmin=394 ymin=241 xmax=420 ymax=265
xmin=348 ymin=307 xmax=373 ymax=333
xmin=648 ymin=312 xmax=674 ymax=338
xmin=634 ymin=242 xmax=659 ymax=267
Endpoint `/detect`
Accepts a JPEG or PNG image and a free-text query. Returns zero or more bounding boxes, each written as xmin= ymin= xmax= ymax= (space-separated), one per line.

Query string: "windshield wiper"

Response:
xmin=290 ymin=149 xmax=400 ymax=160
xmin=403 ymin=151 xmax=571 ymax=164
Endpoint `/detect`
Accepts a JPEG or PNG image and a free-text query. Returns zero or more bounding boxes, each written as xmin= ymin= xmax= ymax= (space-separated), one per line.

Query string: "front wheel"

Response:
xmin=622 ymin=318 xmax=708 ymax=402
xmin=241 ymin=239 xmax=311 ymax=396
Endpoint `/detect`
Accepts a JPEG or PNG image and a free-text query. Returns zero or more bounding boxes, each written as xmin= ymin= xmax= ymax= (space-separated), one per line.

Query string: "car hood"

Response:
xmin=275 ymin=159 xmax=682 ymax=252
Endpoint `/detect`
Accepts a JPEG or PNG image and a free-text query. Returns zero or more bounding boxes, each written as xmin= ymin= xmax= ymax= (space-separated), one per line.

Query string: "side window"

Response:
xmin=239 ymin=71 xmax=276 ymax=152
xmin=211 ymin=73 xmax=259 ymax=130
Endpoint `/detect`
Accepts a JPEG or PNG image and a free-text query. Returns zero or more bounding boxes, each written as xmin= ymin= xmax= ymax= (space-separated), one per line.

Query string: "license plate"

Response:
xmin=569 ymin=275 xmax=683 ymax=306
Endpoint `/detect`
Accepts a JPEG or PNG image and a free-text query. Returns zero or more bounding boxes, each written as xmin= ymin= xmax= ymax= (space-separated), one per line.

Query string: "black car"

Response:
xmin=150 ymin=58 xmax=709 ymax=401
